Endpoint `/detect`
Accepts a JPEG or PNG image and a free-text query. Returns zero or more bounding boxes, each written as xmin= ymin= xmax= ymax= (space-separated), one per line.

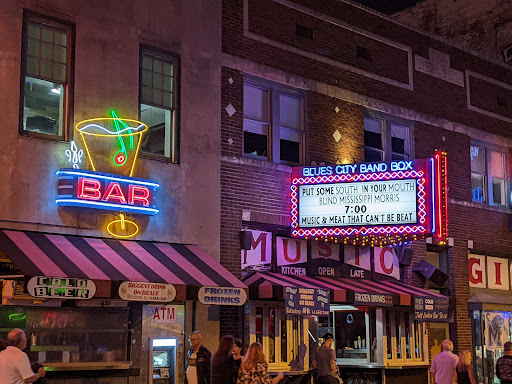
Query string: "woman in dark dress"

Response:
xmin=233 ymin=339 xmax=244 ymax=380
xmin=457 ymin=350 xmax=477 ymax=384
xmin=212 ymin=335 xmax=236 ymax=384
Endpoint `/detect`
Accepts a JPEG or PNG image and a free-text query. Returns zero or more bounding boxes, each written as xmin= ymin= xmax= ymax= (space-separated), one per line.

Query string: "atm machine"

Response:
xmin=151 ymin=338 xmax=177 ymax=384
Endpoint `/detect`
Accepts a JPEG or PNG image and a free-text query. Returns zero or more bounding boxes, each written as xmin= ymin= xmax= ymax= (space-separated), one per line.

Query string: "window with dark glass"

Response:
xmin=364 ymin=111 xmax=412 ymax=162
xmin=471 ymin=144 xmax=486 ymax=203
xmin=334 ymin=309 xmax=367 ymax=360
xmin=243 ymin=78 xmax=304 ymax=164
xmin=21 ymin=15 xmax=72 ymax=139
xmin=139 ymin=48 xmax=179 ymax=162
xmin=268 ymin=307 xmax=276 ymax=363
xmin=255 ymin=307 xmax=263 ymax=344
xmin=470 ymin=142 xmax=508 ymax=207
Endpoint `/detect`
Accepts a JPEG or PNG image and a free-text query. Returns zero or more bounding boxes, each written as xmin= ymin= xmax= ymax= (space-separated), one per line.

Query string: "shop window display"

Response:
xmin=0 ymin=307 xmax=130 ymax=366
xmin=334 ymin=308 xmax=368 ymax=360
xmin=472 ymin=310 xmax=512 ymax=384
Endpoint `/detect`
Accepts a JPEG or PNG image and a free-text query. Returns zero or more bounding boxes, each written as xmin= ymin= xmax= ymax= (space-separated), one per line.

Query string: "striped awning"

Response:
xmin=243 ymin=271 xmax=445 ymax=306
xmin=0 ymin=229 xmax=246 ymax=301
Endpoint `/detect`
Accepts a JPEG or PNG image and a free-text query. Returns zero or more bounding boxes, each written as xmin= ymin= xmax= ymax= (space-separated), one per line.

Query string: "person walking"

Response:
xmin=232 ymin=339 xmax=244 ymax=379
xmin=237 ymin=342 xmax=284 ymax=384
xmin=456 ymin=350 xmax=476 ymax=384
xmin=431 ymin=339 xmax=459 ymax=384
xmin=312 ymin=333 xmax=340 ymax=384
xmin=496 ymin=341 xmax=512 ymax=384
xmin=0 ymin=328 xmax=46 ymax=384
xmin=185 ymin=331 xmax=211 ymax=384
xmin=211 ymin=335 xmax=236 ymax=384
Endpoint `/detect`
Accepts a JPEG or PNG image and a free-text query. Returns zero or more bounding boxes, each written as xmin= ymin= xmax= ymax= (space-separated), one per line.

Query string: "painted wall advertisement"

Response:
xmin=414 ymin=297 xmax=449 ymax=322
xmin=285 ymin=286 xmax=330 ymax=316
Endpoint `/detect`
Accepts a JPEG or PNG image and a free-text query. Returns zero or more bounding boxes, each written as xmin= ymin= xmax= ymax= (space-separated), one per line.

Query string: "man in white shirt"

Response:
xmin=431 ymin=339 xmax=459 ymax=384
xmin=0 ymin=328 xmax=46 ymax=384
xmin=185 ymin=331 xmax=211 ymax=384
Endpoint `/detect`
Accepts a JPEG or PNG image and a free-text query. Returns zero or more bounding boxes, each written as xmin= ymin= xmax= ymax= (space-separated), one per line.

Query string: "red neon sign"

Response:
xmin=78 ymin=178 xmax=101 ymax=201
xmin=77 ymin=177 xmax=152 ymax=207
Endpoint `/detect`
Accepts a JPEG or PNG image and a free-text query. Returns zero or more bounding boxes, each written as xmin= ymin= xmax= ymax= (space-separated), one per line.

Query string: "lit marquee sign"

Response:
xmin=56 ymin=112 xmax=161 ymax=237
xmin=56 ymin=169 xmax=159 ymax=215
xmin=291 ymin=151 xmax=448 ymax=246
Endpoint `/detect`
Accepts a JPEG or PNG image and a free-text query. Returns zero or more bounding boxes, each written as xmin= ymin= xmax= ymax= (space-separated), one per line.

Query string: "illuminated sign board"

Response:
xmin=56 ymin=169 xmax=159 ymax=215
xmin=27 ymin=277 xmax=96 ymax=299
xmin=291 ymin=153 xmax=448 ymax=246
xmin=298 ymin=178 xmax=417 ymax=227
xmin=55 ymin=112 xmax=161 ymax=238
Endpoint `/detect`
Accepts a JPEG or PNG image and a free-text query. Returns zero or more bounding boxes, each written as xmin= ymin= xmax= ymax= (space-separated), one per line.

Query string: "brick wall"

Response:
xmin=221 ymin=0 xmax=512 ymax=354
xmin=223 ymin=0 xmax=512 ymax=138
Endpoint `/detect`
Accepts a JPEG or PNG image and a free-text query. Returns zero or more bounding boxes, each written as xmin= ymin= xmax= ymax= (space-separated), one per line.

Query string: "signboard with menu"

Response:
xmin=285 ymin=286 xmax=330 ymax=316
xmin=414 ymin=297 xmax=449 ymax=322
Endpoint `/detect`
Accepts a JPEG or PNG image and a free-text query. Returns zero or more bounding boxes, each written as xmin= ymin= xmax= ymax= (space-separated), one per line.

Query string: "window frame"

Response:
xmin=19 ymin=12 xmax=74 ymax=141
xmin=243 ymin=76 xmax=306 ymax=165
xmin=364 ymin=110 xmax=413 ymax=162
xmin=138 ymin=45 xmax=180 ymax=163
xmin=470 ymin=140 xmax=509 ymax=208
xmin=249 ymin=302 xmax=308 ymax=371
xmin=383 ymin=309 xmax=428 ymax=366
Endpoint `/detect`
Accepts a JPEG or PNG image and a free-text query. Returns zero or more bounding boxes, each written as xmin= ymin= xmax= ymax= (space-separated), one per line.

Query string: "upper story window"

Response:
xmin=364 ymin=111 xmax=412 ymax=162
xmin=470 ymin=142 xmax=507 ymax=206
xmin=243 ymin=78 xmax=305 ymax=165
xmin=139 ymin=47 xmax=179 ymax=163
xmin=21 ymin=15 xmax=73 ymax=140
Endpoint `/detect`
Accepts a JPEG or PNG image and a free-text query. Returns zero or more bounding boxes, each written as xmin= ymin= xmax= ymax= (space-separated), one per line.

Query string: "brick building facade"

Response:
xmin=394 ymin=0 xmax=512 ymax=65
xmin=220 ymin=0 xmax=512 ymax=382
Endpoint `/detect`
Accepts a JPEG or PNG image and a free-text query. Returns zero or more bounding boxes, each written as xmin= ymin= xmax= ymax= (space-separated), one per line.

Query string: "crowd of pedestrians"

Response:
xmin=2 ymin=327 xmax=511 ymax=384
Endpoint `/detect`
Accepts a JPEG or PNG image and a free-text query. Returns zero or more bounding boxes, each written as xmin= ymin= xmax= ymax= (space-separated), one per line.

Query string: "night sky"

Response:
xmin=352 ymin=0 xmax=423 ymax=14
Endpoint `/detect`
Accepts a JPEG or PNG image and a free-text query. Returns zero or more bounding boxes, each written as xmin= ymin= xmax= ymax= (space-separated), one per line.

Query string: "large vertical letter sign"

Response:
xmin=374 ymin=247 xmax=400 ymax=280
xmin=277 ymin=237 xmax=307 ymax=275
xmin=241 ymin=230 xmax=272 ymax=271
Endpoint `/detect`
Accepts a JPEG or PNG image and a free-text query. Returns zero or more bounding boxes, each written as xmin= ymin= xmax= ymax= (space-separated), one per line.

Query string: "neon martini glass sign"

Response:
xmin=56 ymin=111 xmax=160 ymax=238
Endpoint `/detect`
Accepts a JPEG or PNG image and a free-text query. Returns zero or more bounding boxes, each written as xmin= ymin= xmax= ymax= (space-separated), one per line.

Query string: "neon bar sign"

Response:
xmin=56 ymin=169 xmax=159 ymax=215
xmin=291 ymin=153 xmax=448 ymax=246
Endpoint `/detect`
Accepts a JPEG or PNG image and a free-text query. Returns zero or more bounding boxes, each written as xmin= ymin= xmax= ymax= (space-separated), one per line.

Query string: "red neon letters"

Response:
xmin=77 ymin=177 xmax=151 ymax=207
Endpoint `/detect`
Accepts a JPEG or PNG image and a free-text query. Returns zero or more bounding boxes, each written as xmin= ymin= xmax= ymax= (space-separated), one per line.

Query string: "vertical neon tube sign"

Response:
xmin=434 ymin=150 xmax=448 ymax=244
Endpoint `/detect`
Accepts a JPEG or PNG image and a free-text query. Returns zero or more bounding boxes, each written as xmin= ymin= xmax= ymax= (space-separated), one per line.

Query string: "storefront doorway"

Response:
xmin=471 ymin=310 xmax=512 ymax=384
